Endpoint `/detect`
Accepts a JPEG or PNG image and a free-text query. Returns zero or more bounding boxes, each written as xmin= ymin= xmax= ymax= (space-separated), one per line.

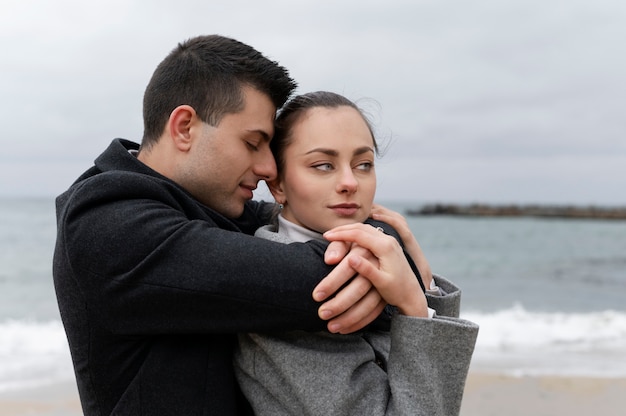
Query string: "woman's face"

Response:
xmin=271 ymin=105 xmax=377 ymax=233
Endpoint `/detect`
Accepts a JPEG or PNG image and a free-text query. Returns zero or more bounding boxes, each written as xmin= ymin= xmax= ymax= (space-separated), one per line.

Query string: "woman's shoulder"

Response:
xmin=254 ymin=224 xmax=292 ymax=243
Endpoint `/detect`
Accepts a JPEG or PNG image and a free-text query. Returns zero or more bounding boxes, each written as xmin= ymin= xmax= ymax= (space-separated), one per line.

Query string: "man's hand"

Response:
xmin=314 ymin=243 xmax=387 ymax=334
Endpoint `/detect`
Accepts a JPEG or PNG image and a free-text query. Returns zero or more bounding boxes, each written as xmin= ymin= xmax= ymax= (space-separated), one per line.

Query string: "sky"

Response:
xmin=1 ymin=0 xmax=624 ymax=206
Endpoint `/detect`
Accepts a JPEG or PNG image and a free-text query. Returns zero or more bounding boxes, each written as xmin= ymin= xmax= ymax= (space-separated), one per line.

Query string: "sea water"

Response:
xmin=1 ymin=198 xmax=625 ymax=392
xmin=400 ymin=207 xmax=626 ymax=377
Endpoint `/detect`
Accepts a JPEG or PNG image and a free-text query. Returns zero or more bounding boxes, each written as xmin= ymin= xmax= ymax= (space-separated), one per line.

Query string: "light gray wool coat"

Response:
xmin=234 ymin=225 xmax=479 ymax=416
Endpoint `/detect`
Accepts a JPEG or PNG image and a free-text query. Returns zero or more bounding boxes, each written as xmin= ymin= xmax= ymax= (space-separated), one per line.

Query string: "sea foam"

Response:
xmin=2 ymin=307 xmax=626 ymax=392
xmin=462 ymin=305 xmax=626 ymax=377
xmin=0 ymin=319 xmax=74 ymax=392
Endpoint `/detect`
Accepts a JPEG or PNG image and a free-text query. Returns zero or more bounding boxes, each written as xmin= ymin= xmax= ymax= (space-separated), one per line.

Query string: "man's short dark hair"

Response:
xmin=141 ymin=35 xmax=297 ymax=148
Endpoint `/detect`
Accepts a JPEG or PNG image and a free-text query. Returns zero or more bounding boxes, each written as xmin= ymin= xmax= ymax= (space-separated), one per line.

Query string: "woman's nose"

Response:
xmin=336 ymin=168 xmax=358 ymax=194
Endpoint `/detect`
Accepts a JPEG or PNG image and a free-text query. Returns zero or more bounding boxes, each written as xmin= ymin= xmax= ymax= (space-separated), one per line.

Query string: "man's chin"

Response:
xmin=224 ymin=202 xmax=247 ymax=219
xmin=204 ymin=198 xmax=244 ymax=219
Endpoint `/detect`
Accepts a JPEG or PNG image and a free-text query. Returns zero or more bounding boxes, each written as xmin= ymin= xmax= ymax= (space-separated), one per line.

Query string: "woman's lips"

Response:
xmin=329 ymin=204 xmax=359 ymax=216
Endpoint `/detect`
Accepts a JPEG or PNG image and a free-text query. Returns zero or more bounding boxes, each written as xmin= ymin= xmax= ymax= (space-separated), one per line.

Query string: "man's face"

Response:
xmin=181 ymin=86 xmax=277 ymax=218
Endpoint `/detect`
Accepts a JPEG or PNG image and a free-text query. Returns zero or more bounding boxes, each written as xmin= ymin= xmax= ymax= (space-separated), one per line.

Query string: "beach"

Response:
xmin=0 ymin=381 xmax=81 ymax=416
xmin=461 ymin=372 xmax=626 ymax=416
xmin=1 ymin=372 xmax=625 ymax=416
xmin=2 ymin=198 xmax=625 ymax=415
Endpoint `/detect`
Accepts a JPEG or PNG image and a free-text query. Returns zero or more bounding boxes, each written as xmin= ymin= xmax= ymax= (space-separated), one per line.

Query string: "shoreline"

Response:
xmin=1 ymin=372 xmax=625 ymax=416
xmin=407 ymin=203 xmax=626 ymax=220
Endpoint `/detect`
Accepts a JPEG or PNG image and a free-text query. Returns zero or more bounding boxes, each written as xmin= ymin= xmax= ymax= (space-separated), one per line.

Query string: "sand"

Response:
xmin=461 ymin=373 xmax=626 ymax=416
xmin=1 ymin=372 xmax=624 ymax=415
xmin=0 ymin=381 xmax=82 ymax=416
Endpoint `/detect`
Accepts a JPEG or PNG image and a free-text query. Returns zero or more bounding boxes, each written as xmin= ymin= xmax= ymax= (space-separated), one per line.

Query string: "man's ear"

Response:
xmin=167 ymin=105 xmax=197 ymax=152
xmin=267 ymin=178 xmax=286 ymax=205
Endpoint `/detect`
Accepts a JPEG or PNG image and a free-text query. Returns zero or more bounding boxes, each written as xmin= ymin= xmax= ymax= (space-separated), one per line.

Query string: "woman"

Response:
xmin=234 ymin=91 xmax=478 ymax=416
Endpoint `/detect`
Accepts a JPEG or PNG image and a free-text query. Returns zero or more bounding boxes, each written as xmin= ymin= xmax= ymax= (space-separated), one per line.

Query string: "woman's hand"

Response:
xmin=321 ymin=223 xmax=428 ymax=319
xmin=371 ymin=204 xmax=433 ymax=291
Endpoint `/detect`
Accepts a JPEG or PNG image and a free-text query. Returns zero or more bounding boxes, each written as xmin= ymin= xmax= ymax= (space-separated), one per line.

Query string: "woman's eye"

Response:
xmin=246 ymin=141 xmax=259 ymax=151
xmin=356 ymin=162 xmax=373 ymax=171
xmin=313 ymin=163 xmax=333 ymax=171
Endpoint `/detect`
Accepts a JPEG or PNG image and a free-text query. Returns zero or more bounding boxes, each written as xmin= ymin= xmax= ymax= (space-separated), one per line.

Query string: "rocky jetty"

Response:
xmin=406 ymin=203 xmax=626 ymax=220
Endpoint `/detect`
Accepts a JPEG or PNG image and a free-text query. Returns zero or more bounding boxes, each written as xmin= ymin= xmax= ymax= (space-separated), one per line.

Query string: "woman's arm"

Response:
xmin=236 ymin=222 xmax=478 ymax=415
xmin=235 ymin=314 xmax=478 ymax=416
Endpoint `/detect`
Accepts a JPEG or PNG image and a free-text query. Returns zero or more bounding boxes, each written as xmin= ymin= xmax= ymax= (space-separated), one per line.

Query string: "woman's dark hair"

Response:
xmin=272 ymin=91 xmax=379 ymax=174
xmin=141 ymin=34 xmax=297 ymax=149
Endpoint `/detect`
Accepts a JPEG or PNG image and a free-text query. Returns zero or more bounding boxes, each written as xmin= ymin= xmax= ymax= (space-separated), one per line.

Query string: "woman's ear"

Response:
xmin=267 ymin=178 xmax=286 ymax=205
xmin=167 ymin=105 xmax=197 ymax=152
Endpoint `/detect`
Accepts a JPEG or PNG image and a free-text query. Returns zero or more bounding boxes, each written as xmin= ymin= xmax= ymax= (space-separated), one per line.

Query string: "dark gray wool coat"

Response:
xmin=53 ymin=139 xmax=366 ymax=416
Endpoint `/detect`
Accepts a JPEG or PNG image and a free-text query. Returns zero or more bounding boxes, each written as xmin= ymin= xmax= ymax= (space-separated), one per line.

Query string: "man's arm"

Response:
xmin=56 ymin=172 xmax=383 ymax=335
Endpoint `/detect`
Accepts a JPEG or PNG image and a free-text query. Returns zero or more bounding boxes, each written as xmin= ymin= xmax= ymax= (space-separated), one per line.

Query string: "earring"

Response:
xmin=278 ymin=203 xmax=284 ymax=209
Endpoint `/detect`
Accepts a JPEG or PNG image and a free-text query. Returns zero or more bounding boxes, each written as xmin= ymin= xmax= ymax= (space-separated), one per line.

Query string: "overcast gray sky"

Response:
xmin=1 ymin=0 xmax=624 ymax=205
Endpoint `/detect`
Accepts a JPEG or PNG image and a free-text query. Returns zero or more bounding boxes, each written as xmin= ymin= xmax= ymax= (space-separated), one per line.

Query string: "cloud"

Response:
xmin=1 ymin=0 xmax=625 ymax=204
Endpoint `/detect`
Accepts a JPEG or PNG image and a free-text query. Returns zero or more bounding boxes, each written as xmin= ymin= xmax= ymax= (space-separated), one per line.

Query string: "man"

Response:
xmin=53 ymin=35 xmax=397 ymax=415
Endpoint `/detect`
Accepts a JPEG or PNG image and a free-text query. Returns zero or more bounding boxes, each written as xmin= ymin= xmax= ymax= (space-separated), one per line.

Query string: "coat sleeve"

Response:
xmin=234 ymin=314 xmax=478 ymax=416
xmin=54 ymin=172 xmax=333 ymax=335
xmin=426 ymin=274 xmax=463 ymax=318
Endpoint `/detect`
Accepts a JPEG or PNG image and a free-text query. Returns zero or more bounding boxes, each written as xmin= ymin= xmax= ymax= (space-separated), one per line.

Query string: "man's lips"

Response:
xmin=240 ymin=184 xmax=257 ymax=199
xmin=329 ymin=203 xmax=360 ymax=216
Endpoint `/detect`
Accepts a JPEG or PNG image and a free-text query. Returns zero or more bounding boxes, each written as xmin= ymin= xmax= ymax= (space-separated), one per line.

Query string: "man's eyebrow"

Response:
xmin=247 ymin=129 xmax=271 ymax=142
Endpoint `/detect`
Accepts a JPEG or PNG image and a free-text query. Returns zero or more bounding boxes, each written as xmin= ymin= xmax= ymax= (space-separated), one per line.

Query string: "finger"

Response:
xmin=371 ymin=203 xmax=393 ymax=216
xmin=315 ymin=243 xmax=373 ymax=301
xmin=347 ymin=254 xmax=387 ymax=291
xmin=324 ymin=240 xmax=350 ymax=265
xmin=371 ymin=203 xmax=402 ymax=219
xmin=369 ymin=208 xmax=431 ymax=281
xmin=327 ymin=289 xmax=387 ymax=334
xmin=325 ymin=222 xmax=395 ymax=238
xmin=316 ymin=274 xmax=372 ymax=319
xmin=372 ymin=212 xmax=407 ymax=232
xmin=371 ymin=206 xmax=410 ymax=236
xmin=325 ymin=222 xmax=374 ymax=234
xmin=313 ymin=253 xmax=360 ymax=302
xmin=324 ymin=224 xmax=398 ymax=259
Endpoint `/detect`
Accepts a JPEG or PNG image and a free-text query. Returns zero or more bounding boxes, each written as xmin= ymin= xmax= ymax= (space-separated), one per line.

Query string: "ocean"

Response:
xmin=1 ymin=197 xmax=625 ymax=393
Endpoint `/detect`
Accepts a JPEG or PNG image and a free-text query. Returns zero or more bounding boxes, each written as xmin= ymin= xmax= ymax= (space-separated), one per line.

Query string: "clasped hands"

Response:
xmin=314 ymin=205 xmax=433 ymax=334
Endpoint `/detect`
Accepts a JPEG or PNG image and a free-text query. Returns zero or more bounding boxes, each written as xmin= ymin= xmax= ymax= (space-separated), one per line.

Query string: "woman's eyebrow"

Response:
xmin=305 ymin=148 xmax=338 ymax=156
xmin=305 ymin=146 xmax=374 ymax=156
xmin=353 ymin=146 xmax=375 ymax=156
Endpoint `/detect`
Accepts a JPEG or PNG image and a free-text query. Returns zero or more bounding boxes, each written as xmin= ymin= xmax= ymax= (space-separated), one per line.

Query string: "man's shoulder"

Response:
xmin=236 ymin=200 xmax=277 ymax=234
xmin=59 ymin=167 xmax=164 ymax=206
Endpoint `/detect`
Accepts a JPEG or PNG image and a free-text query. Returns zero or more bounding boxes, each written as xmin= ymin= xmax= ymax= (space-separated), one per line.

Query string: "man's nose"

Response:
xmin=254 ymin=146 xmax=277 ymax=181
